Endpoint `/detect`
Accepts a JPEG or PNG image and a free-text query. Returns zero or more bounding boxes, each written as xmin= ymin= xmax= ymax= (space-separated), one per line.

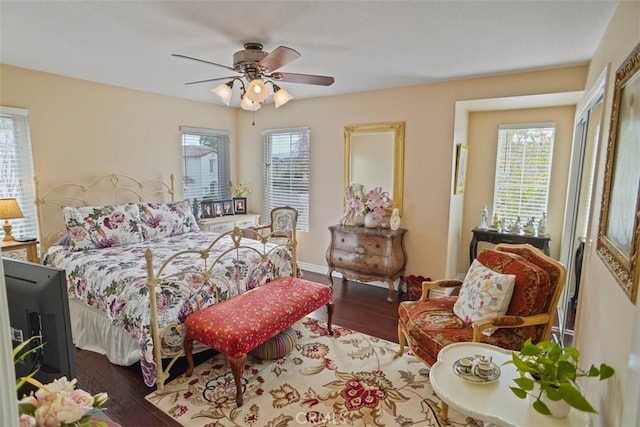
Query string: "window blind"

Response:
xmin=492 ymin=123 xmax=555 ymax=226
xmin=263 ymin=127 xmax=310 ymax=232
xmin=180 ymin=127 xmax=230 ymax=201
xmin=0 ymin=107 xmax=37 ymax=240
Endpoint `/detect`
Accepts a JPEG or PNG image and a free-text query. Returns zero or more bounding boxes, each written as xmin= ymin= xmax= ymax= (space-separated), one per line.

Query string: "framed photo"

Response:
xmin=222 ymin=199 xmax=234 ymax=216
xmin=233 ymin=197 xmax=247 ymax=215
xmin=454 ymin=144 xmax=468 ymax=194
xmin=200 ymin=201 xmax=215 ymax=219
xmin=213 ymin=201 xmax=224 ymax=217
xmin=596 ymin=42 xmax=640 ymax=303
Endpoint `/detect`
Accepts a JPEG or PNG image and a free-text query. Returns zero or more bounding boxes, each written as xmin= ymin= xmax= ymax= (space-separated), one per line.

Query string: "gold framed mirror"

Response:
xmin=344 ymin=121 xmax=405 ymax=214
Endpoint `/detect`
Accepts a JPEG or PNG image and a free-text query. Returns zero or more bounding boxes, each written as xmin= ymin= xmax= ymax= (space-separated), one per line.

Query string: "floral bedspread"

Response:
xmin=42 ymin=230 xmax=294 ymax=386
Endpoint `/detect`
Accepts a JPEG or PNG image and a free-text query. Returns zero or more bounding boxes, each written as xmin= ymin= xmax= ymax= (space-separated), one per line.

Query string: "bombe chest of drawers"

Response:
xmin=326 ymin=224 xmax=407 ymax=302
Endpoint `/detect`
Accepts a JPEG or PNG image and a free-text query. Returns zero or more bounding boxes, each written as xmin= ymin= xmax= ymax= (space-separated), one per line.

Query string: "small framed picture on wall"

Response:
xmin=201 ymin=201 xmax=215 ymax=218
xmin=213 ymin=201 xmax=224 ymax=217
xmin=233 ymin=197 xmax=247 ymax=214
xmin=222 ymin=199 xmax=234 ymax=216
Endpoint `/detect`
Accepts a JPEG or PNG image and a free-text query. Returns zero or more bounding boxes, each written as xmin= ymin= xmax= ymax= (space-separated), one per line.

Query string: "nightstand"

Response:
xmin=1 ymin=240 xmax=40 ymax=263
xmin=198 ymin=213 xmax=261 ymax=234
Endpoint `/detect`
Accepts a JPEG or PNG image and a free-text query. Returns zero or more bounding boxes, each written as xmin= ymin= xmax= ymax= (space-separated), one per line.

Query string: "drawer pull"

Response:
xmin=341 ymin=238 xmax=344 ymax=243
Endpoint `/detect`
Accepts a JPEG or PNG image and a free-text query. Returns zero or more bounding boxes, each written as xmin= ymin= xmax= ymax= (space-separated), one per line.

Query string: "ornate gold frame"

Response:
xmin=597 ymin=42 xmax=640 ymax=303
xmin=344 ymin=121 xmax=405 ymax=214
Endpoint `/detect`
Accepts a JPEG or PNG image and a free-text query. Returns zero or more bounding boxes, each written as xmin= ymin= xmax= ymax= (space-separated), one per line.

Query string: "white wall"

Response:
xmin=572 ymin=2 xmax=640 ymax=426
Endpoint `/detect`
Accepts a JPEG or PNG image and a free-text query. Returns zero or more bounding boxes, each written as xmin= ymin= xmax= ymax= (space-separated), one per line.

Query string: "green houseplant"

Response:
xmin=505 ymin=339 xmax=615 ymax=416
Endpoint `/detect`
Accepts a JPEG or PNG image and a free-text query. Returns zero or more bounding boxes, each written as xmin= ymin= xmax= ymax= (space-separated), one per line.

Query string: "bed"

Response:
xmin=36 ymin=174 xmax=297 ymax=389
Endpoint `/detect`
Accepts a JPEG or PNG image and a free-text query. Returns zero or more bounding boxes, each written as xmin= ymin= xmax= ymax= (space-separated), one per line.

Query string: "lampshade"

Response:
xmin=273 ymin=85 xmax=293 ymax=108
xmin=211 ymin=81 xmax=234 ymax=105
xmin=240 ymin=96 xmax=261 ymax=111
xmin=0 ymin=198 xmax=24 ymax=242
xmin=246 ymin=79 xmax=270 ymax=103
xmin=0 ymin=198 xmax=23 ymax=219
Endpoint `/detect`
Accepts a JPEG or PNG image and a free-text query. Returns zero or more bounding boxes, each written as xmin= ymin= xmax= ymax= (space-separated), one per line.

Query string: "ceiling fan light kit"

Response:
xmin=210 ymin=81 xmax=234 ymax=106
xmin=174 ymin=42 xmax=334 ymax=114
xmin=273 ymin=84 xmax=293 ymax=109
xmin=240 ymin=96 xmax=261 ymax=111
xmin=246 ymin=79 xmax=270 ymax=103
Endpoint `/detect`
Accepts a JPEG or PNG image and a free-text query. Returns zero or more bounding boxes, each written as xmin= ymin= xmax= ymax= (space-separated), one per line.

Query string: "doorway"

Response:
xmin=556 ymin=68 xmax=608 ymax=345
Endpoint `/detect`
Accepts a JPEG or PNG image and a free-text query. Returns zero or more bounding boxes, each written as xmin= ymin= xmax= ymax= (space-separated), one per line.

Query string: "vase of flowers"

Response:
xmin=232 ymin=182 xmax=250 ymax=198
xmin=364 ymin=211 xmax=379 ymax=228
xmin=15 ymin=336 xmax=110 ymax=427
xmin=18 ymin=377 xmax=109 ymax=427
xmin=341 ymin=184 xmax=392 ymax=227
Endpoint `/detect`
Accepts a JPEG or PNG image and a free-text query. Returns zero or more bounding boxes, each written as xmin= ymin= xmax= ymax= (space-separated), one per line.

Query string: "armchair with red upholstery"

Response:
xmin=396 ymin=243 xmax=566 ymax=366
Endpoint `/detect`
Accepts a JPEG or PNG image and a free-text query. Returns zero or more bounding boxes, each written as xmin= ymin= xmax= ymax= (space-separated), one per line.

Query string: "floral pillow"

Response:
xmin=453 ymin=259 xmax=516 ymax=336
xmin=139 ymin=200 xmax=199 ymax=240
xmin=63 ymin=203 xmax=143 ymax=251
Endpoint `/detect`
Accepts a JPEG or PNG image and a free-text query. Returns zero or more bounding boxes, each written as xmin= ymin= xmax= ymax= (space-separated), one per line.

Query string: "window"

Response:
xmin=492 ymin=123 xmax=555 ymax=226
xmin=263 ymin=127 xmax=310 ymax=232
xmin=181 ymin=127 xmax=230 ymax=201
xmin=0 ymin=107 xmax=37 ymax=240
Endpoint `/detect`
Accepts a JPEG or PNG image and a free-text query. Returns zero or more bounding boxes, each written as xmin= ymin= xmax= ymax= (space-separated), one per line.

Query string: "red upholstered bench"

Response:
xmin=183 ymin=276 xmax=334 ymax=406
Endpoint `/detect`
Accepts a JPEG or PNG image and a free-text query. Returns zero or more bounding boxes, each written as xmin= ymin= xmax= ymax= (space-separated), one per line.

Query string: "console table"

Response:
xmin=470 ymin=227 xmax=550 ymax=263
xmin=326 ymin=224 xmax=407 ymax=302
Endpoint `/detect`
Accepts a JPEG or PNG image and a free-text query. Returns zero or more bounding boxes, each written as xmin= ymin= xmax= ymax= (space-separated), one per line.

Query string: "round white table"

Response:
xmin=430 ymin=342 xmax=591 ymax=427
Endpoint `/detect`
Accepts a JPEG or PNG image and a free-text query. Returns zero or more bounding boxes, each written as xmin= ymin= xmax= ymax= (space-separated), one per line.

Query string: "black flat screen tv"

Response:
xmin=3 ymin=257 xmax=75 ymax=395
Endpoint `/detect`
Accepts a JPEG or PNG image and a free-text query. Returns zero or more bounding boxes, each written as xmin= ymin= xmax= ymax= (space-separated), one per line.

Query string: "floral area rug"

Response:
xmin=145 ymin=318 xmax=481 ymax=426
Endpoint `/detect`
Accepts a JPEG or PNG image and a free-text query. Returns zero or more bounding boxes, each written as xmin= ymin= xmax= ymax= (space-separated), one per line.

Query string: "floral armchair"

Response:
xmin=251 ymin=206 xmax=298 ymax=243
xmin=396 ymin=243 xmax=566 ymax=366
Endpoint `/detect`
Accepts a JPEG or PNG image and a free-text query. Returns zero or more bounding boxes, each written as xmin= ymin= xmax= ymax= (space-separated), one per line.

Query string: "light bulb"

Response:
xmin=246 ymin=79 xmax=269 ymax=103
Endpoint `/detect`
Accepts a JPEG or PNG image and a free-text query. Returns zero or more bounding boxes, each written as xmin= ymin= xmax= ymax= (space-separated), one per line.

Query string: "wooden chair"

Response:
xmin=252 ymin=206 xmax=298 ymax=243
xmin=396 ymin=243 xmax=566 ymax=366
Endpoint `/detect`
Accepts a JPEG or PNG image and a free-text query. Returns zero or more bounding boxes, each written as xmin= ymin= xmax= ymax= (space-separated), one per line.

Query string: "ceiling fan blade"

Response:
xmin=184 ymin=76 xmax=238 ymax=85
xmin=272 ymin=72 xmax=335 ymax=86
xmin=258 ymin=46 xmax=300 ymax=72
xmin=171 ymin=54 xmax=236 ymax=72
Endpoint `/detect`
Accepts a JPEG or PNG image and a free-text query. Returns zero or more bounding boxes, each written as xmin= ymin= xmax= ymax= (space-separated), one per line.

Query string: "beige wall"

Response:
xmin=236 ymin=67 xmax=587 ymax=280
xmin=0 ymin=64 xmax=237 ymax=191
xmin=3 ymin=10 xmax=637 ymax=422
xmin=1 ymin=62 xmax=588 ymax=280
xmin=573 ymin=2 xmax=640 ymax=426
xmin=462 ymin=105 xmax=576 ymax=265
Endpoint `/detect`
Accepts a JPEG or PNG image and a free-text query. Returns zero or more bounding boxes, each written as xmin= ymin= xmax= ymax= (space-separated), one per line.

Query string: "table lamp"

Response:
xmin=0 ymin=197 xmax=24 ymax=241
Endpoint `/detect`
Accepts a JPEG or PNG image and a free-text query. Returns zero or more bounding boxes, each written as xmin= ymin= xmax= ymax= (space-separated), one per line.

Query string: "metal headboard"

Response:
xmin=34 ymin=173 xmax=175 ymax=251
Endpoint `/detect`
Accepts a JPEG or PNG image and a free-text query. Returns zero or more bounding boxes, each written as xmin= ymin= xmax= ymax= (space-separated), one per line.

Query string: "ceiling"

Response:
xmin=0 ymin=1 xmax=618 ymax=107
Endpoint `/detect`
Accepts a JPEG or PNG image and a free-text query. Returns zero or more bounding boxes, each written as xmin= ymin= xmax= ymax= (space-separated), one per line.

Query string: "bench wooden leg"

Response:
xmin=183 ymin=336 xmax=195 ymax=377
xmin=227 ymin=354 xmax=247 ymax=407
xmin=326 ymin=302 xmax=334 ymax=335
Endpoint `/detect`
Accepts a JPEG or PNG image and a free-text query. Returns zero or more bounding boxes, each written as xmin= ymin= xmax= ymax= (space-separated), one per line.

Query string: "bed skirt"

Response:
xmin=69 ymin=298 xmax=140 ymax=366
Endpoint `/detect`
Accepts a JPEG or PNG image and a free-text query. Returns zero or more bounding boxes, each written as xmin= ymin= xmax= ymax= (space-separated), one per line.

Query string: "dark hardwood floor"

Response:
xmin=74 ymin=271 xmax=407 ymax=426
xmin=74 ymin=270 xmax=577 ymax=426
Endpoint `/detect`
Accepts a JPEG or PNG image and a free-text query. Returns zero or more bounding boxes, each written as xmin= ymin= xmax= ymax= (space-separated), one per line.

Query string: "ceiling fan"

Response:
xmin=172 ymin=42 xmax=335 ymax=109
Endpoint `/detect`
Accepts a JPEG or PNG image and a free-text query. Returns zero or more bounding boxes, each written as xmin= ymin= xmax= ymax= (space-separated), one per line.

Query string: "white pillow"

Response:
xmin=453 ymin=259 xmax=516 ymax=336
